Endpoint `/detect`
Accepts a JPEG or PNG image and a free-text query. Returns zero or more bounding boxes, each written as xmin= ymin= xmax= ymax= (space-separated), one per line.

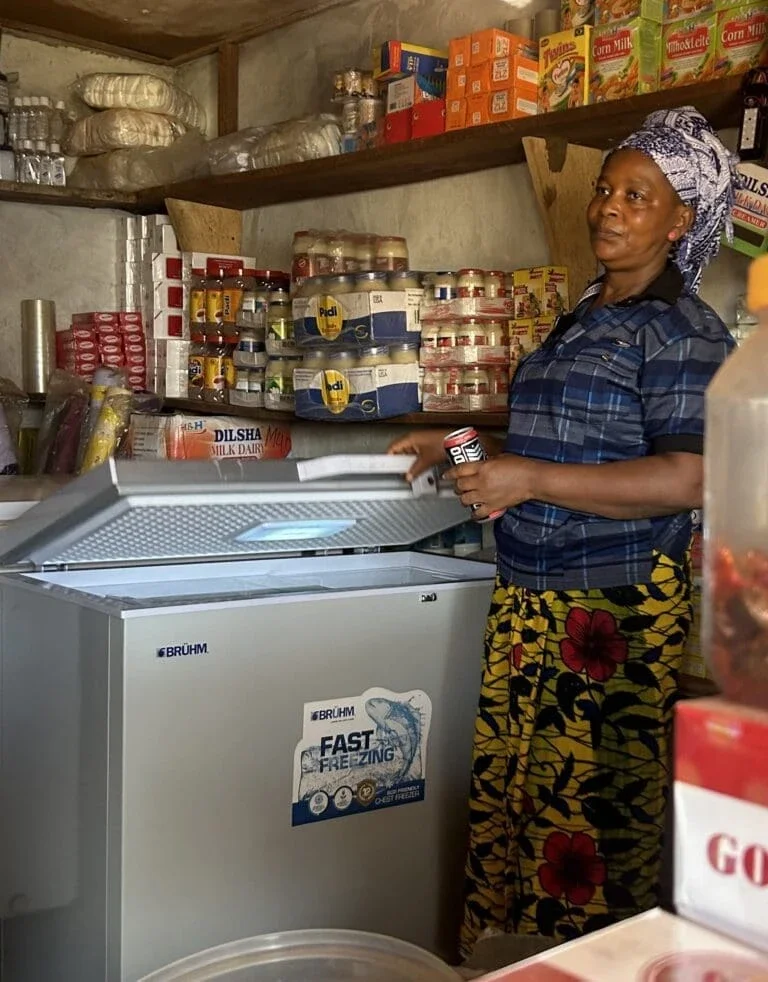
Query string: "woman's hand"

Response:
xmin=388 ymin=430 xmax=450 ymax=480
xmin=445 ymin=454 xmax=537 ymax=520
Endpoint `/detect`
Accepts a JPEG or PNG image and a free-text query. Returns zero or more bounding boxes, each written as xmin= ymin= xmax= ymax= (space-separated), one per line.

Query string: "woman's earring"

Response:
xmin=668 ymin=231 xmax=678 ymax=241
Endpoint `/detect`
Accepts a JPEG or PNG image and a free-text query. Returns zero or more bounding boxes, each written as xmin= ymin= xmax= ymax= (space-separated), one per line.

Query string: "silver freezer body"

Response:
xmin=0 ymin=550 xmax=494 ymax=982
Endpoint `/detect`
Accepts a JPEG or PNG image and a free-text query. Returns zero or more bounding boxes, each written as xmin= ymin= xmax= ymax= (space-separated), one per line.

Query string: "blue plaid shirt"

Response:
xmin=495 ymin=265 xmax=735 ymax=590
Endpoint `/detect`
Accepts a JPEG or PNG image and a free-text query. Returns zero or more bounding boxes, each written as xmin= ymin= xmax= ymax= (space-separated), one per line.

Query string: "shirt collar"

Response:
xmin=578 ymin=264 xmax=685 ymax=309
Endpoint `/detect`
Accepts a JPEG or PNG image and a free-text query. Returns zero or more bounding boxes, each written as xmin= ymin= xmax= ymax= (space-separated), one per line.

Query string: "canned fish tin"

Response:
xmin=359 ymin=97 xmax=384 ymax=126
xmin=444 ymin=427 xmax=505 ymax=522
xmin=361 ymin=72 xmax=378 ymax=98
xmin=343 ymin=68 xmax=363 ymax=98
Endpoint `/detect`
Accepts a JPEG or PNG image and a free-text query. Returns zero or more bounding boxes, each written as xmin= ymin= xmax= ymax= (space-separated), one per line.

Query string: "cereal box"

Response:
xmin=661 ymin=14 xmax=718 ymax=88
xmin=715 ymin=2 xmax=768 ymax=78
xmin=590 ymin=19 xmax=662 ymax=103
xmin=664 ymin=0 xmax=716 ymax=23
xmin=542 ymin=267 xmax=569 ymax=316
xmin=539 ymin=26 xmax=592 ymax=112
xmin=595 ymin=0 xmax=664 ymax=24
xmin=562 ymin=0 xmax=596 ymax=29
xmin=513 ymin=267 xmax=545 ymax=320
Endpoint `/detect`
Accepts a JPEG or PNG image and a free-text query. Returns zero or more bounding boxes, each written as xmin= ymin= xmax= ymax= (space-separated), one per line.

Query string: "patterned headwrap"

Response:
xmin=617 ymin=106 xmax=742 ymax=293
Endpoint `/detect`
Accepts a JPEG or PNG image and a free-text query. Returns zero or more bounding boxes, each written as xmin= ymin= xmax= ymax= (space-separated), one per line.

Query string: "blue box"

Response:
xmin=294 ymin=364 xmax=420 ymax=421
xmin=373 ymin=40 xmax=449 ymax=81
xmin=293 ymin=290 xmax=423 ymax=346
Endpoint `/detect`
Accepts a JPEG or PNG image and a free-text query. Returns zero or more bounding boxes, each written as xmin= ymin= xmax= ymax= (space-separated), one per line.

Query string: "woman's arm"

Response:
xmin=446 ymin=451 xmax=702 ymax=521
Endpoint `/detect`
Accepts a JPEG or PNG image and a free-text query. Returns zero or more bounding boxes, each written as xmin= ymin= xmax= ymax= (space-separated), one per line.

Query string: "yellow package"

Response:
xmin=513 ymin=267 xmax=545 ymax=320
xmin=661 ymin=14 xmax=717 ymax=87
xmin=533 ymin=317 xmax=556 ymax=348
xmin=539 ymin=26 xmax=592 ymax=112
xmin=590 ymin=19 xmax=662 ymax=102
xmin=509 ymin=321 xmax=535 ymax=362
xmin=595 ymin=0 xmax=664 ymax=24
xmin=541 ymin=266 xmax=570 ymax=316
xmin=715 ymin=3 xmax=768 ymax=78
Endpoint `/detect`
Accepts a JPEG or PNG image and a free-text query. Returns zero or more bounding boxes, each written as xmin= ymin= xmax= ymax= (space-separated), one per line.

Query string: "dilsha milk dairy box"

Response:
xmin=661 ymin=13 xmax=717 ymax=87
xmin=539 ymin=27 xmax=592 ymax=112
xmin=590 ymin=18 xmax=662 ymax=102
xmin=675 ymin=697 xmax=768 ymax=952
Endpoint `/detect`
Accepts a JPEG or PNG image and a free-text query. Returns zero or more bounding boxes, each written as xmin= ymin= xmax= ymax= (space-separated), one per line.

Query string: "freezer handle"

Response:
xmin=295 ymin=455 xmax=438 ymax=496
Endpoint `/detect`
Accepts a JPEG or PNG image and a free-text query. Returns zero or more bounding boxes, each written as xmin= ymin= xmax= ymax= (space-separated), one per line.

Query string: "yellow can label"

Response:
xmin=224 ymin=356 xmax=236 ymax=390
xmin=190 ymin=289 xmax=206 ymax=323
xmin=321 ymin=369 xmax=351 ymax=414
xmin=204 ymin=355 xmax=226 ymax=391
xmin=223 ymin=288 xmax=244 ymax=324
xmin=317 ymin=294 xmax=344 ymax=341
xmin=206 ymin=288 xmax=223 ymax=324
xmin=188 ymin=354 xmax=205 ymax=390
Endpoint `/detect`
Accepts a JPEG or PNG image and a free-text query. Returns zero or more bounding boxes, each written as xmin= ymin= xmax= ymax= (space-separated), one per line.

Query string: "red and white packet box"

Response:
xmin=675 ymin=697 xmax=768 ymax=952
xmin=476 ymin=908 xmax=768 ymax=980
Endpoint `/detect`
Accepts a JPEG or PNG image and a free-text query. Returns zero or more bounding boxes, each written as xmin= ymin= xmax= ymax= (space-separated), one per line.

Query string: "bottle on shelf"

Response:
xmin=48 ymin=143 xmax=66 ymax=187
xmin=19 ymin=97 xmax=31 ymax=146
xmin=15 ymin=140 xmax=39 ymax=184
xmin=36 ymin=141 xmax=52 ymax=185
xmin=8 ymin=97 xmax=21 ymax=149
xmin=203 ymin=324 xmax=227 ymax=404
xmin=37 ymin=96 xmax=52 ymax=143
xmin=50 ymin=100 xmax=67 ymax=146
xmin=188 ymin=327 xmax=206 ymax=400
xmin=27 ymin=97 xmax=40 ymax=143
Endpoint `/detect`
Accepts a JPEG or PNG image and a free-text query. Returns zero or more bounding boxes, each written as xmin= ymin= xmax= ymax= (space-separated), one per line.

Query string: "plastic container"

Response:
xmin=136 ymin=929 xmax=459 ymax=982
xmin=705 ymin=254 xmax=768 ymax=708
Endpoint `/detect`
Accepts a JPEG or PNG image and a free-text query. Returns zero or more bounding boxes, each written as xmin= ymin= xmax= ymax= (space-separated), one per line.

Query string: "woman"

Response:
xmin=390 ymin=107 xmax=741 ymax=950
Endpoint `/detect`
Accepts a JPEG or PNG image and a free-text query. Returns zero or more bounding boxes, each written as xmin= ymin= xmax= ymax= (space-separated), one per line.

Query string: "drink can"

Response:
xmin=443 ymin=427 xmax=505 ymax=522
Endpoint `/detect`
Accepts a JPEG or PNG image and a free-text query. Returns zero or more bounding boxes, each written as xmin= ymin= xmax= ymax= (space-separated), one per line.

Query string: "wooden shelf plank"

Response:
xmin=162 ymin=399 xmax=508 ymax=429
xmin=0 ymin=180 xmax=141 ymax=212
xmin=138 ymin=76 xmax=745 ymax=212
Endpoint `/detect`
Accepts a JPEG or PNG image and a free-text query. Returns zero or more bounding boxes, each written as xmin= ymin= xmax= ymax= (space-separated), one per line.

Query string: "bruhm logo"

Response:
xmin=311 ymin=705 xmax=355 ymax=723
xmin=157 ymin=642 xmax=209 ymax=659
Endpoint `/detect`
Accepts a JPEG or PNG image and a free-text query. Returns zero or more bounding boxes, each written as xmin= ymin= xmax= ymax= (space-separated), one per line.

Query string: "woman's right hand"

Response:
xmin=387 ymin=430 xmax=449 ymax=481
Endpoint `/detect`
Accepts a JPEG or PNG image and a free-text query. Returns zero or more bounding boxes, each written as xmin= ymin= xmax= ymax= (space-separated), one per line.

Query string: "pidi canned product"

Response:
xmin=325 ymin=274 xmax=356 ymax=295
xmin=389 ymin=342 xmax=420 ymax=364
xmin=327 ymin=349 xmax=358 ymax=370
xmin=458 ymin=268 xmax=486 ymax=298
xmin=357 ymin=345 xmax=391 ymax=367
xmin=443 ymin=427 xmax=505 ymax=521
xmin=355 ymin=233 xmax=379 ymax=271
xmin=458 ymin=317 xmax=489 ymax=346
xmin=355 ymin=271 xmax=389 ymax=293
xmin=388 ymin=270 xmax=422 ymax=290
xmin=301 ymin=349 xmax=328 ymax=371
xmin=484 ymin=319 xmax=508 ymax=346
xmin=188 ymin=328 xmax=206 ymax=400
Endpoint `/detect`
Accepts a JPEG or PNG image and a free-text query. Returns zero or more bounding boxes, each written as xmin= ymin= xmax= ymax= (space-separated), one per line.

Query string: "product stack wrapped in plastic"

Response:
xmin=67 ymin=73 xmax=207 ymax=191
xmin=55 ymin=311 xmax=148 ymax=393
xmin=0 ymin=379 xmax=29 ymax=476
xmin=205 ymin=116 xmax=342 ymax=176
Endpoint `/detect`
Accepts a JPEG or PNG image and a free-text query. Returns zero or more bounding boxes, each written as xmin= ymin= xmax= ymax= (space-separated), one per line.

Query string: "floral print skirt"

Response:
xmin=460 ymin=552 xmax=691 ymax=955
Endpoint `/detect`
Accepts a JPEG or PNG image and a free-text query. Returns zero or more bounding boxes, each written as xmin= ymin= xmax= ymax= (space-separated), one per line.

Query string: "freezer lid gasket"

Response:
xmin=0 ymin=457 xmax=473 ymax=571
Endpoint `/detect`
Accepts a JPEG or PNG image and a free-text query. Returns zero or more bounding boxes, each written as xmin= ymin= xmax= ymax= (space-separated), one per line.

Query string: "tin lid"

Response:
xmin=458 ymin=268 xmax=486 ymax=276
xmin=356 ymin=272 xmax=388 ymax=281
xmin=0 ymin=458 xmax=467 ymax=570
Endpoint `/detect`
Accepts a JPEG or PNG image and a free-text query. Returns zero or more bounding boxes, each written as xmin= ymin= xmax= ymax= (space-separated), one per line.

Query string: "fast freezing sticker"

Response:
xmin=292 ymin=687 xmax=432 ymax=826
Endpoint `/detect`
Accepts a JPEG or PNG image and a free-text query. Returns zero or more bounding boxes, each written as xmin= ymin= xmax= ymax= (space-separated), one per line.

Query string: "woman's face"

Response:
xmin=587 ymin=149 xmax=694 ymax=273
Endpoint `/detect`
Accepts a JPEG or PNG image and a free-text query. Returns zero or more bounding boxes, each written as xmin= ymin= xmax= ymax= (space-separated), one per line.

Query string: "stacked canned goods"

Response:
xmin=292 ymin=229 xmax=411 ymax=292
xmin=421 ymin=269 xmax=512 ymax=303
xmin=331 ymin=69 xmax=384 ymax=153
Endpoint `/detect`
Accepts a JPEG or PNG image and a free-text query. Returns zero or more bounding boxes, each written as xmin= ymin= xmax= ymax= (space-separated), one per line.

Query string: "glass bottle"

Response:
xmin=223 ymin=329 xmax=239 ymax=403
xmin=223 ymin=267 xmax=246 ymax=327
xmin=189 ymin=268 xmax=207 ymax=327
xmin=187 ymin=328 xmax=206 ymax=400
xmin=203 ymin=325 xmax=227 ymax=403
xmin=205 ymin=265 xmax=225 ymax=326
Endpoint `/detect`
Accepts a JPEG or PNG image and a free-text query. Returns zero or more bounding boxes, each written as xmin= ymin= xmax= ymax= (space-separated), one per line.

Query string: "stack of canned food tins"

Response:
xmin=292 ymin=229 xmax=410 ymax=284
xmin=331 ymin=68 xmax=385 ymax=153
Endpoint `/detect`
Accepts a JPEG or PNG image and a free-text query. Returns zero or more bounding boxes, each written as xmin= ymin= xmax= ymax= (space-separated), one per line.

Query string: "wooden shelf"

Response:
xmin=137 ymin=76 xmax=745 ymax=212
xmin=162 ymin=398 xmax=507 ymax=428
xmin=0 ymin=180 xmax=142 ymax=212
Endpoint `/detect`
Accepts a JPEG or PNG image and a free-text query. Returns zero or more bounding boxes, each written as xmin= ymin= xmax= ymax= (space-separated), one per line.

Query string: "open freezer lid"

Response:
xmin=0 ymin=456 xmax=470 ymax=571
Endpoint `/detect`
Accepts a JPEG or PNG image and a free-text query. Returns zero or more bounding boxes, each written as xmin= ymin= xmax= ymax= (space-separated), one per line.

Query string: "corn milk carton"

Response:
xmin=590 ymin=19 xmax=662 ymax=101
xmin=661 ymin=14 xmax=718 ymax=87
xmin=539 ymin=26 xmax=592 ymax=112
xmin=715 ymin=2 xmax=768 ymax=78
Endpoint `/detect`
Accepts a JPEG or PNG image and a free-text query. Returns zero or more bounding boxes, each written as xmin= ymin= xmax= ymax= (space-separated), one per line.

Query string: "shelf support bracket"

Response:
xmin=523 ymin=136 xmax=602 ymax=303
xmin=217 ymin=42 xmax=240 ymax=137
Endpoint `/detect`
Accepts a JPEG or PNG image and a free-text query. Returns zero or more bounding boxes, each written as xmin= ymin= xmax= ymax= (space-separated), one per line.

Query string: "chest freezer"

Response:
xmin=0 ymin=456 xmax=495 ymax=982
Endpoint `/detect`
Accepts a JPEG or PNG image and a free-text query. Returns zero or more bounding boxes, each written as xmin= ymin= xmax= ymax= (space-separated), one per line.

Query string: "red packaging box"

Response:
xmin=69 ymin=339 xmax=98 ymax=352
xmin=412 ymin=100 xmax=446 ymax=139
xmin=98 ymin=332 xmax=122 ymax=346
xmin=73 ymin=311 xmax=119 ymax=325
xmin=70 ymin=327 xmax=96 ymax=340
xmin=101 ymin=355 xmax=126 ymax=367
xmin=124 ymin=343 xmax=147 ymax=356
xmin=122 ymin=332 xmax=146 ymax=346
xmin=675 ymin=697 xmax=768 ymax=952
xmin=384 ymin=108 xmax=413 ymax=143
xmin=99 ymin=344 xmax=124 ymax=357
xmin=118 ymin=312 xmax=143 ymax=327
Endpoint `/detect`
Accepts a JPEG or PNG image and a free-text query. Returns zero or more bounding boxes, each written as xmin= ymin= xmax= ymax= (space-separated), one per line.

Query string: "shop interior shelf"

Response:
xmin=1 ymin=76 xmax=744 ymax=215
xmin=162 ymin=398 xmax=508 ymax=428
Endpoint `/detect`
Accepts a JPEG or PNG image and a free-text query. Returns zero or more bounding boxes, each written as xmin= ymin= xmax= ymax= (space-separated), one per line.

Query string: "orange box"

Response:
xmin=469 ymin=52 xmax=540 ymax=93
xmin=467 ymin=89 xmax=539 ymax=125
xmin=449 ymin=35 xmax=471 ymax=70
xmin=446 ymin=97 xmax=468 ymax=130
xmin=470 ymin=28 xmax=536 ymax=65
xmin=446 ymin=66 xmax=468 ymax=99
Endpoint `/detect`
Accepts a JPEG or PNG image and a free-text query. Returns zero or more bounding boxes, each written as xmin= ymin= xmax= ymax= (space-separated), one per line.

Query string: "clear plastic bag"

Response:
xmin=0 ymin=377 xmax=28 ymax=476
xmin=65 ymin=109 xmax=187 ymax=156
xmin=69 ymin=132 xmax=208 ymax=191
xmin=34 ymin=370 xmax=90 ymax=476
xmin=73 ymin=73 xmax=205 ymax=132
xmin=207 ymin=115 xmax=342 ymax=175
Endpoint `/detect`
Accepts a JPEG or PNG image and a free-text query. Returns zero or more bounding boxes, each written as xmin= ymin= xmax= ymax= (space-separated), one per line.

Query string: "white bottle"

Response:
xmin=27 ymin=96 xmax=40 ymax=143
xmin=19 ymin=140 xmax=40 ymax=184
xmin=50 ymin=100 xmax=66 ymax=145
xmin=37 ymin=141 xmax=52 ymax=185
xmin=18 ymin=96 xmax=31 ymax=144
xmin=39 ymin=96 xmax=52 ymax=142
xmin=49 ymin=142 xmax=66 ymax=187
xmin=8 ymin=97 xmax=21 ymax=149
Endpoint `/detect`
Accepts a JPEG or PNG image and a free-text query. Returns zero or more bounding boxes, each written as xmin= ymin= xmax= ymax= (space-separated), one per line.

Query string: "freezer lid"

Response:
xmin=0 ymin=456 xmax=472 ymax=569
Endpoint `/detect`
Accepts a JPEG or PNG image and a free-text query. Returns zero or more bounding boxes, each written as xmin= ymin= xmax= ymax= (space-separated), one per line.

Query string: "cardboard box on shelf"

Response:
xmin=513 ymin=267 xmax=546 ymax=320
xmin=412 ymin=100 xmax=446 ymax=139
xmin=128 ymin=413 xmax=292 ymax=461
xmin=294 ymin=363 xmax=420 ymax=421
xmin=661 ymin=14 xmax=717 ymax=87
xmin=590 ymin=18 xmax=662 ymax=102
xmin=730 ymin=161 xmax=768 ymax=258
xmin=715 ymin=2 xmax=768 ymax=78
xmin=446 ymin=97 xmax=468 ymax=130
xmin=293 ymin=289 xmax=423 ymax=346
xmin=595 ymin=0 xmax=664 ymax=23
xmin=542 ymin=266 xmax=570 ymax=316
xmin=386 ymin=73 xmax=446 ymax=113
xmin=675 ymin=697 xmax=768 ymax=952
xmin=149 ymin=311 xmax=185 ymax=340
xmin=384 ymin=108 xmax=413 ymax=144
xmin=449 ymin=35 xmax=471 ymax=70
xmin=664 ymin=0 xmax=716 ymax=22
xmin=447 ymin=66 xmax=468 ymax=99
xmin=562 ymin=0 xmax=596 ymax=30
xmin=152 ymin=254 xmax=183 ymax=281
xmin=373 ymin=40 xmax=448 ymax=81
xmin=471 ymin=28 xmax=536 ymax=65
xmin=468 ymin=54 xmax=539 ymax=95
xmin=539 ymin=26 xmax=593 ymax=112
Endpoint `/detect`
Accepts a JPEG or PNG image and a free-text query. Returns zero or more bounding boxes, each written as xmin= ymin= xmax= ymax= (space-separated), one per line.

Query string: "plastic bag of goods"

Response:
xmin=80 ymin=386 xmax=134 ymax=473
xmin=34 ymin=370 xmax=90 ymax=476
xmin=207 ymin=115 xmax=341 ymax=175
xmin=65 ymin=109 xmax=186 ymax=156
xmin=73 ymin=73 xmax=205 ymax=131
xmin=0 ymin=377 xmax=29 ymax=476
xmin=69 ymin=131 xmax=208 ymax=191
